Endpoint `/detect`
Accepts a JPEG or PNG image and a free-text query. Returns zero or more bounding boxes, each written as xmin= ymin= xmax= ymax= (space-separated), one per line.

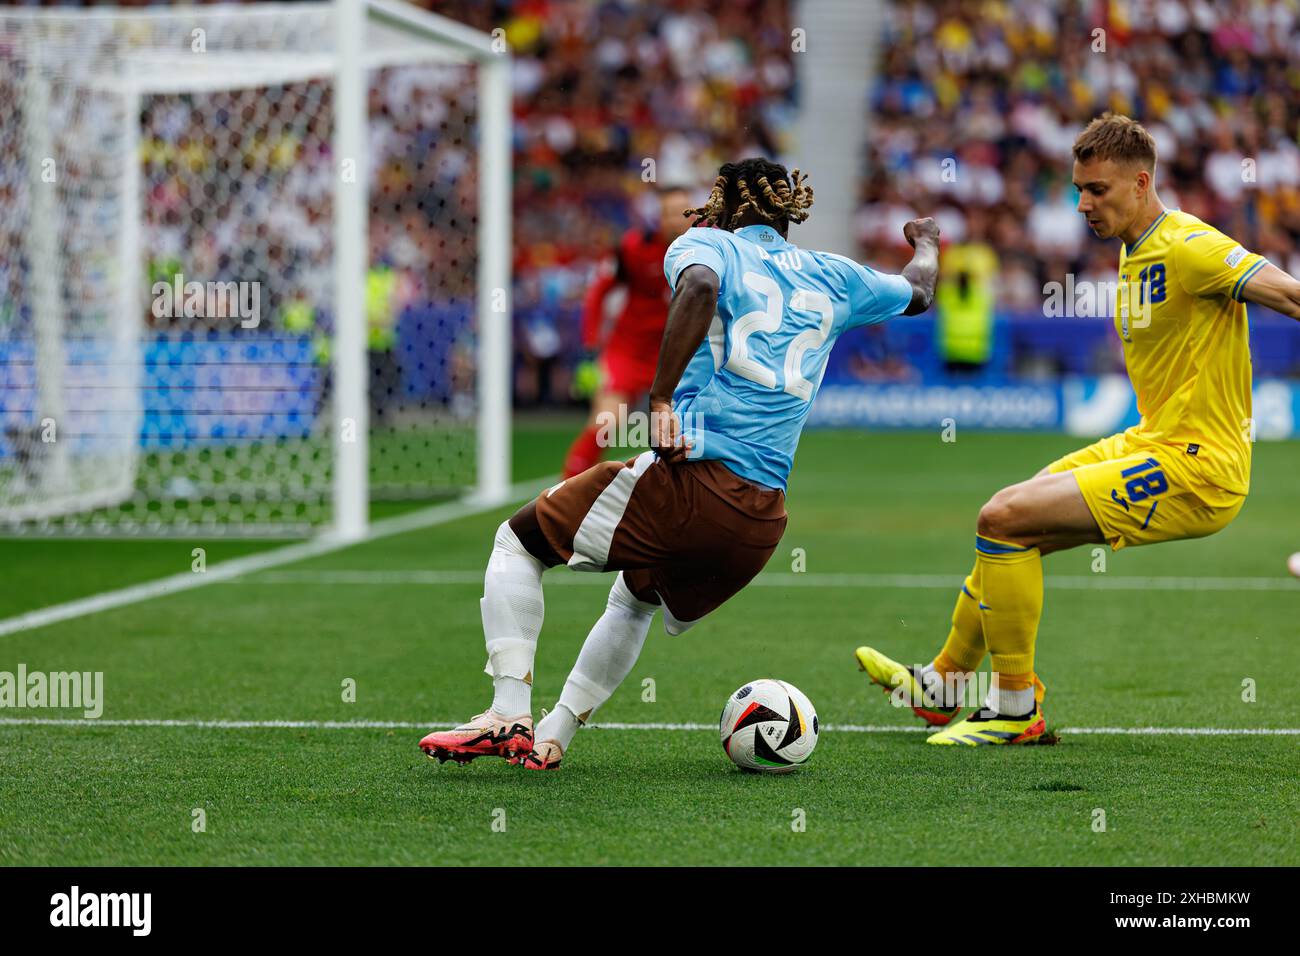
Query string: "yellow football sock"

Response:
xmin=996 ymin=670 xmax=1035 ymax=692
xmin=975 ymin=534 xmax=1043 ymax=714
xmin=934 ymin=566 xmax=987 ymax=676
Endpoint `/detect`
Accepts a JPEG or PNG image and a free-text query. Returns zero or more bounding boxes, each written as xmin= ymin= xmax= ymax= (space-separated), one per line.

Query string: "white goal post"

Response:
xmin=0 ymin=0 xmax=511 ymax=538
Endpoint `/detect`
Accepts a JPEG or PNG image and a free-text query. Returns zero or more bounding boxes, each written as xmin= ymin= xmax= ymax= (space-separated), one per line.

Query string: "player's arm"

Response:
xmin=649 ymin=264 xmax=720 ymax=463
xmin=899 ymin=217 xmax=940 ymax=315
xmin=1174 ymin=231 xmax=1299 ymax=319
xmin=1239 ymin=263 xmax=1300 ymax=321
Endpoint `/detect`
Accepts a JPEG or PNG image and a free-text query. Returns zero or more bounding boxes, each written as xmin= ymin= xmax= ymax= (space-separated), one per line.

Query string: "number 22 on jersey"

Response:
xmin=725 ymin=271 xmax=833 ymax=401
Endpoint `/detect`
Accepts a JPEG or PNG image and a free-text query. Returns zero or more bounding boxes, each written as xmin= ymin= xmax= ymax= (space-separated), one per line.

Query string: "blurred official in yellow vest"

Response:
xmin=280 ymin=264 xmax=403 ymax=423
xmin=936 ymin=241 xmax=997 ymax=374
xmin=367 ymin=265 xmax=399 ymax=353
xmin=366 ymin=264 xmax=402 ymax=426
xmin=281 ymin=292 xmax=328 ymax=361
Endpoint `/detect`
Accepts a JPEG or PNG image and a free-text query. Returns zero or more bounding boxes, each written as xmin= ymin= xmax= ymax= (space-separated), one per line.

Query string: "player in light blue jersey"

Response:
xmin=419 ymin=158 xmax=939 ymax=770
xmin=655 ymin=174 xmax=927 ymax=489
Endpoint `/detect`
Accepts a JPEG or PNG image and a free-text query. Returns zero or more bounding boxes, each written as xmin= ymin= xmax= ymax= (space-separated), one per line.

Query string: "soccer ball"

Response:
xmin=719 ymin=679 xmax=819 ymax=773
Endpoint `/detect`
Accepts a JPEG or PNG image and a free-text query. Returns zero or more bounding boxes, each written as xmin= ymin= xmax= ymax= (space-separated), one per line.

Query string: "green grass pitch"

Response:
xmin=1 ymin=422 xmax=1297 ymax=866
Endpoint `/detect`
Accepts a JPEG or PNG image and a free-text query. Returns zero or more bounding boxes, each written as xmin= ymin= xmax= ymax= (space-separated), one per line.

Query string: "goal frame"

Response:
xmin=333 ymin=0 xmax=513 ymax=540
xmin=0 ymin=0 xmax=512 ymax=539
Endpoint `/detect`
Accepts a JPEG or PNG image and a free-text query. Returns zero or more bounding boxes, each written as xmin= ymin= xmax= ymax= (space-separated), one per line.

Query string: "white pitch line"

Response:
xmin=0 ymin=717 xmax=1296 ymax=736
xmin=0 ymin=475 xmax=557 ymax=639
xmin=236 ymin=569 xmax=1300 ymax=593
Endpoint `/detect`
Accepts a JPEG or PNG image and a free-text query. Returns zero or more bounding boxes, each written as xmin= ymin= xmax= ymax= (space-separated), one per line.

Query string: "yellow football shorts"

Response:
xmin=1046 ymin=432 xmax=1245 ymax=551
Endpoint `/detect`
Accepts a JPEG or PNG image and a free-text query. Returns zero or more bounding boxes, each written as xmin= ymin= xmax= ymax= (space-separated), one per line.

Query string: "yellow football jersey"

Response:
xmin=1114 ymin=209 xmax=1265 ymax=500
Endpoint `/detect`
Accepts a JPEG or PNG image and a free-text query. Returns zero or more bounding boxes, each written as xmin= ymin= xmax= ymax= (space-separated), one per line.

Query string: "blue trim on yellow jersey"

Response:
xmin=1126 ymin=211 xmax=1168 ymax=256
xmin=976 ymin=535 xmax=1029 ymax=555
xmin=1141 ymin=499 xmax=1159 ymax=530
xmin=1231 ymin=258 xmax=1267 ymax=302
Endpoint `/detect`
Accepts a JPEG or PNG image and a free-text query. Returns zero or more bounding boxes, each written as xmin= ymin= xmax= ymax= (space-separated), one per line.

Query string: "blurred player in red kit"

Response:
xmin=562 ymin=183 xmax=694 ymax=478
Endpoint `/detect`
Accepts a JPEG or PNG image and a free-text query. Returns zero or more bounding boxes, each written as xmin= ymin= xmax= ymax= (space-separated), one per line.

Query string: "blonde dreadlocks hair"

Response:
xmin=683 ymin=158 xmax=814 ymax=230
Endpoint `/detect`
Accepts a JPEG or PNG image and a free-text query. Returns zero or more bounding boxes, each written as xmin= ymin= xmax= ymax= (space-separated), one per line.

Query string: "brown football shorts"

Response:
xmin=534 ymin=451 xmax=788 ymax=633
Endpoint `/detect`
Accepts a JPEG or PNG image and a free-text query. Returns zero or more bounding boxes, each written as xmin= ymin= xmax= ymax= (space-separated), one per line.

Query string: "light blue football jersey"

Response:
xmin=663 ymin=224 xmax=913 ymax=490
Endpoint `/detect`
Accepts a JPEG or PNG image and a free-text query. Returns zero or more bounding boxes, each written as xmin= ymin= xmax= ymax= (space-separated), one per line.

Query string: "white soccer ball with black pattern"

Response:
xmin=720 ymin=679 xmax=818 ymax=773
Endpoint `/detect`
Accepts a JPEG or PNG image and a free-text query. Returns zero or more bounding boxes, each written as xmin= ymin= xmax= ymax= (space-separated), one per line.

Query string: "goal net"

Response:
xmin=0 ymin=0 xmax=510 ymax=537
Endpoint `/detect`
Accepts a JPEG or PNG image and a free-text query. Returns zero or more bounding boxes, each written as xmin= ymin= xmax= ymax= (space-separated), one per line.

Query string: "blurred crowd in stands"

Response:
xmin=434 ymin=0 xmax=1300 ymax=319
xmin=432 ymin=0 xmax=796 ymax=334
xmin=427 ymin=0 xmax=798 ymax=400
xmin=438 ymin=0 xmax=1300 ymax=396
xmin=8 ymin=0 xmax=1299 ymax=404
xmin=864 ymin=0 xmax=1300 ymax=316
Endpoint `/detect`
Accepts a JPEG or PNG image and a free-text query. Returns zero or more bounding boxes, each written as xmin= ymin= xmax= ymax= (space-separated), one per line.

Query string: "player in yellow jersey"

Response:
xmin=856 ymin=113 xmax=1300 ymax=744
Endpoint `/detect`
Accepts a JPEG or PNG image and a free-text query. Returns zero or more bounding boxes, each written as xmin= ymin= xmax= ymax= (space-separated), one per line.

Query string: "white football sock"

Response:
xmin=986 ymin=682 xmax=1034 ymax=718
xmin=490 ymin=677 xmax=532 ymax=718
xmin=535 ymin=572 xmax=657 ymax=750
xmin=481 ymin=520 xmax=545 ymax=716
xmin=919 ymin=662 xmax=973 ymax=709
xmin=534 ymin=703 xmax=582 ymax=751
